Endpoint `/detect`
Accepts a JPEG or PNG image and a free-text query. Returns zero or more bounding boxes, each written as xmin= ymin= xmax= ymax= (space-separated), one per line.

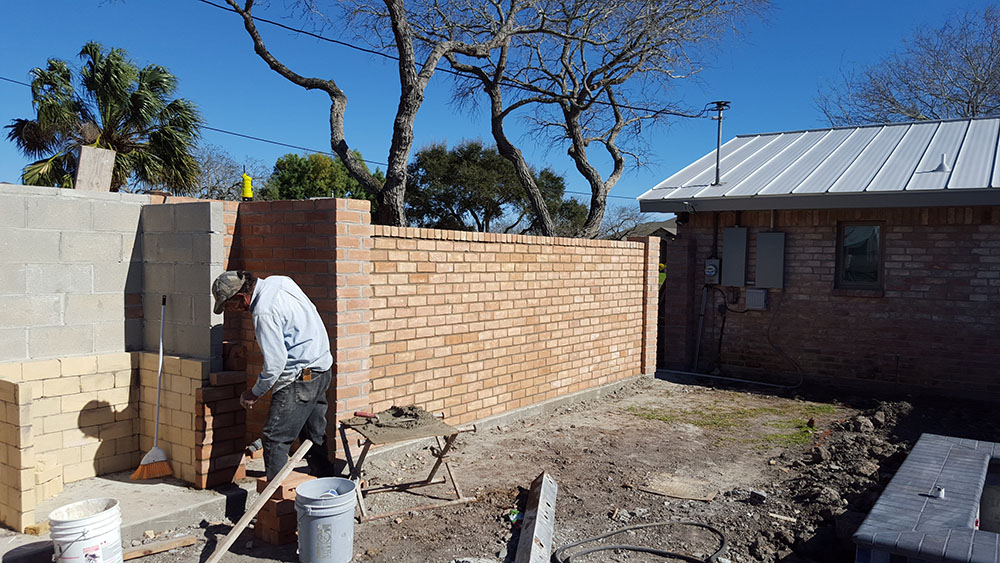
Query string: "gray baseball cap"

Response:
xmin=212 ymin=271 xmax=246 ymax=314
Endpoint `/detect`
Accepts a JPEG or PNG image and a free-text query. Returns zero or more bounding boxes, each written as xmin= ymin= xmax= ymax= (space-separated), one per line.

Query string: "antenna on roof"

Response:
xmin=710 ymin=101 xmax=731 ymax=186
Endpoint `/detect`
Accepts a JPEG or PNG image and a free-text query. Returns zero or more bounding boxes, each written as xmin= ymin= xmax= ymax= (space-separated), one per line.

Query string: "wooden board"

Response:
xmin=639 ymin=473 xmax=718 ymax=502
xmin=123 ymin=536 xmax=196 ymax=560
xmin=342 ymin=417 xmax=458 ymax=445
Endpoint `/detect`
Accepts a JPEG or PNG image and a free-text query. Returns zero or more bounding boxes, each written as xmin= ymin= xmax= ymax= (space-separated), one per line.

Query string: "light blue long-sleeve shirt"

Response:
xmin=249 ymin=276 xmax=332 ymax=397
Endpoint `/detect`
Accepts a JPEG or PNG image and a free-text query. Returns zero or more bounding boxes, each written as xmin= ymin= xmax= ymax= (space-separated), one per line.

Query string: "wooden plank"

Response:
xmin=123 ymin=536 xmax=196 ymax=560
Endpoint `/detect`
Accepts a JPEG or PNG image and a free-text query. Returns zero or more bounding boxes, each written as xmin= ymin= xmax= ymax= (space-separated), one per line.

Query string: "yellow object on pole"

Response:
xmin=241 ymin=172 xmax=253 ymax=201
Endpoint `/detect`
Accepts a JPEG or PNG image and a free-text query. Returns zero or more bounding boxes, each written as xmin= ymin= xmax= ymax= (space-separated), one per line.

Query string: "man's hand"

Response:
xmin=240 ymin=389 xmax=258 ymax=410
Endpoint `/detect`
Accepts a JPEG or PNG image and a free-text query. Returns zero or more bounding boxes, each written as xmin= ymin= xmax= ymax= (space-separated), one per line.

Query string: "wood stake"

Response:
xmin=205 ymin=439 xmax=313 ymax=563
xmin=123 ymin=536 xmax=196 ymax=560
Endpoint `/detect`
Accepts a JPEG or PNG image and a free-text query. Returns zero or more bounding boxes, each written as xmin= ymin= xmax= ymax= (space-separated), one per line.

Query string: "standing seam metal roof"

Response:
xmin=637 ymin=117 xmax=1000 ymax=212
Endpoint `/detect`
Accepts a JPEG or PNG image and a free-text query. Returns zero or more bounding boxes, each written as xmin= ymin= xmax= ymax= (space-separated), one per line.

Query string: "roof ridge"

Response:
xmin=735 ymin=115 xmax=1000 ymax=139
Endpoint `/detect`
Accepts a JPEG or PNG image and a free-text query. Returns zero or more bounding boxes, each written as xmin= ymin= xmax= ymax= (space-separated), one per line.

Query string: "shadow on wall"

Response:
xmin=124 ymin=222 xmax=143 ymax=351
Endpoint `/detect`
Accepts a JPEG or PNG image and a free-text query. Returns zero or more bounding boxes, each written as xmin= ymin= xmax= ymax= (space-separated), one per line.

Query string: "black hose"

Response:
xmin=552 ymin=521 xmax=727 ymax=563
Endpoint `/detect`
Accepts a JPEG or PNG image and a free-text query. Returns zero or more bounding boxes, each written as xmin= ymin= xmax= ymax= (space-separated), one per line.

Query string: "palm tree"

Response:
xmin=6 ymin=42 xmax=201 ymax=192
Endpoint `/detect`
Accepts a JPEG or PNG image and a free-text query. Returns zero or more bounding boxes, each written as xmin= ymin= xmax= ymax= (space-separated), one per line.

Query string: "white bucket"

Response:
xmin=49 ymin=498 xmax=123 ymax=563
xmin=295 ymin=477 xmax=357 ymax=563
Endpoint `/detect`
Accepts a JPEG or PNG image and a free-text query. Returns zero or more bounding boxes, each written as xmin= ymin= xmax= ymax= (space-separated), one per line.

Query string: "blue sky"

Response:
xmin=0 ymin=0 xmax=995 ymax=211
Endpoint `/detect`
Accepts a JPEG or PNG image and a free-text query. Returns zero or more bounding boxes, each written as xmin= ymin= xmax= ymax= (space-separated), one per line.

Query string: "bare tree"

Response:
xmin=598 ymin=205 xmax=655 ymax=240
xmin=191 ymin=144 xmax=270 ymax=200
xmin=413 ymin=0 xmax=763 ymax=237
xmin=220 ymin=0 xmax=523 ymax=225
xmin=818 ymin=6 xmax=1000 ymax=126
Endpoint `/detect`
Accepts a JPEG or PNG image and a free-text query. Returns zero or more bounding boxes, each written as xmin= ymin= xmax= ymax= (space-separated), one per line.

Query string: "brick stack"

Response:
xmin=254 ymin=472 xmax=316 ymax=545
xmin=193 ymin=371 xmax=248 ymax=489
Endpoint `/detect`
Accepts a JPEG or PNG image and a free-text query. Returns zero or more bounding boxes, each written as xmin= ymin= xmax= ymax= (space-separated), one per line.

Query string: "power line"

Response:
xmin=1 ymin=73 xmax=639 ymax=201
xmin=193 ymin=0 xmax=712 ymax=119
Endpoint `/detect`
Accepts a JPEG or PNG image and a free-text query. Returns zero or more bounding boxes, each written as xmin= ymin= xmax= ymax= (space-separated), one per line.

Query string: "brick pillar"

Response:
xmin=660 ymin=237 xmax=698 ymax=371
xmin=630 ymin=236 xmax=660 ymax=376
xmin=329 ymin=199 xmax=372 ymax=448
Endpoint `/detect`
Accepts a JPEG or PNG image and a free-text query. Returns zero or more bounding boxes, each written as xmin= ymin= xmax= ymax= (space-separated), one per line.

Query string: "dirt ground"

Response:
xmin=125 ymin=373 xmax=1000 ymax=562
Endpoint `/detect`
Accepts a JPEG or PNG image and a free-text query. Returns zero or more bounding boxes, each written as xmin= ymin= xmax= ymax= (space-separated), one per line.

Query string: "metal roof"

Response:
xmin=638 ymin=117 xmax=1000 ymax=213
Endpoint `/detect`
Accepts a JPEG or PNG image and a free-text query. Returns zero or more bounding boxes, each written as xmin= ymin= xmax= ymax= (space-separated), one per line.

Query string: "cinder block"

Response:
xmin=172 ymin=324 xmax=212 ymax=359
xmin=62 ymin=461 xmax=98 ymax=483
xmin=0 ymin=295 xmax=62 ymax=329
xmin=172 ymin=263 xmax=212 ymax=295
xmin=140 ymin=204 xmax=175 ymax=233
xmin=144 ymin=233 xmax=194 ymax=263
xmin=22 ymin=359 xmax=60 ymax=382
xmin=0 ymin=228 xmax=60 ymax=264
xmin=174 ymin=202 xmax=214 ymax=233
xmin=182 ymin=359 xmax=209 ymax=380
xmin=0 ymin=264 xmax=26 ymax=294
xmin=0 ymin=329 xmax=27 ymax=363
xmin=93 ymin=321 xmax=127 ymax=354
xmin=0 ymin=197 xmax=25 ymax=228
xmin=42 ymin=376 xmax=81 ymax=397
xmin=162 ymin=294 xmax=194 ymax=324
xmin=192 ymin=233 xmax=221 ymax=266
xmin=60 ymin=356 xmax=98 ymax=376
xmin=94 ymin=260 xmax=142 ymax=294
xmin=60 ymin=232 xmax=122 ymax=263
xmin=28 ymin=325 xmax=94 ymax=358
xmin=120 ymin=230 xmax=141 ymax=263
xmin=0 ymin=362 xmax=22 ymax=380
xmin=79 ymin=373 xmax=115 ymax=392
xmin=26 ymin=197 xmax=92 ymax=231
xmin=143 ymin=263 xmax=176 ymax=294
xmin=25 ymin=264 xmax=94 ymax=295
xmin=92 ymin=201 xmax=142 ymax=233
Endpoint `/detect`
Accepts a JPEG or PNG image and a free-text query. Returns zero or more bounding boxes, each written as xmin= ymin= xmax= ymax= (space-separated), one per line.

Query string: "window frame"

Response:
xmin=834 ymin=221 xmax=885 ymax=291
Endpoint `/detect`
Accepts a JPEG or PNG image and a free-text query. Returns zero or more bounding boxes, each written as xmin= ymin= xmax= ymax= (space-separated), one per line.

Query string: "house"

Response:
xmin=639 ymin=117 xmax=1000 ymax=400
xmin=617 ymin=219 xmax=677 ymax=241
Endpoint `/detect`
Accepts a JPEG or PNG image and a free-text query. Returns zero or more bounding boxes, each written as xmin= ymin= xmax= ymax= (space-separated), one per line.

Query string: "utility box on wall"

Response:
xmin=721 ymin=227 xmax=747 ymax=287
xmin=756 ymin=232 xmax=785 ymax=289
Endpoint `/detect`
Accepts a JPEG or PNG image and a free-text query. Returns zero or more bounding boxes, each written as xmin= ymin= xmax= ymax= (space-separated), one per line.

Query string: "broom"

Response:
xmin=131 ymin=295 xmax=173 ymax=480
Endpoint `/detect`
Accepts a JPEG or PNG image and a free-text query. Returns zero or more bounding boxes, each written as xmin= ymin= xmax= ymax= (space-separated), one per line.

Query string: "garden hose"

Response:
xmin=552 ymin=520 xmax=727 ymax=563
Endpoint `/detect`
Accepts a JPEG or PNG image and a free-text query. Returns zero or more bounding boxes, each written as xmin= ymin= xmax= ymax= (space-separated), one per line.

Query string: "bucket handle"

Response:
xmin=51 ymin=528 xmax=90 ymax=562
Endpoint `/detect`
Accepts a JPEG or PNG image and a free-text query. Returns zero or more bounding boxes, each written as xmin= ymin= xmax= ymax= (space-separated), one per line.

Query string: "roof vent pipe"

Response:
xmin=710 ymin=101 xmax=731 ymax=186
xmin=931 ymin=153 xmax=951 ymax=173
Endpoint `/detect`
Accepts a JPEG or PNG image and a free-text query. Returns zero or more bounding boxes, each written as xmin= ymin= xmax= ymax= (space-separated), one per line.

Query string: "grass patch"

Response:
xmin=627 ymin=400 xmax=833 ymax=447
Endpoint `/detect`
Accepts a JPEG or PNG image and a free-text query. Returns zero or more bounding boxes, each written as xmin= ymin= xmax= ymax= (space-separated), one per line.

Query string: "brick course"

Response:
xmin=662 ymin=207 xmax=1000 ymax=399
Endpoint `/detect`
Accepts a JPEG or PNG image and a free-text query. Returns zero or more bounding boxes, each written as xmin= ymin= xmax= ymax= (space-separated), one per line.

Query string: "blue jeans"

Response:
xmin=261 ymin=368 xmax=334 ymax=480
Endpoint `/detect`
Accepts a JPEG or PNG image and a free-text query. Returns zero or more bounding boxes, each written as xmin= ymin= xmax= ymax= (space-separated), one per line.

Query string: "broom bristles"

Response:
xmin=131 ymin=446 xmax=173 ymax=480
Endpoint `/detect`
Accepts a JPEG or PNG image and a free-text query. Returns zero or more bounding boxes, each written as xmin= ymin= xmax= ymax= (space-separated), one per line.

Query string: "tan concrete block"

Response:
xmin=181 ymin=359 xmax=208 ymax=380
xmin=35 ymin=478 xmax=63 ymax=504
xmin=60 ymin=356 xmax=98 ymax=376
xmin=99 ymin=420 xmax=133 ymax=441
xmin=114 ymin=434 xmax=139 ymax=456
xmin=96 ymin=386 xmax=130 ymax=407
xmin=171 ymin=445 xmax=192 ymax=465
xmin=20 ymin=360 xmax=59 ymax=382
xmin=114 ymin=369 xmax=133 ymax=388
xmin=79 ymin=373 xmax=116 ymax=392
xmin=42 ymin=413 xmax=77 ymax=434
xmin=78 ymin=407 xmax=115 ymax=428
xmin=8 ymin=445 xmax=34 ymax=470
xmin=97 ymin=453 xmax=134 ymax=475
xmin=42 ymin=377 xmax=80 ymax=398
xmin=33 ymin=431 xmax=63 ymax=453
xmin=31 ymin=396 xmax=60 ymax=419
xmin=0 ymin=383 xmax=15 ymax=404
xmin=62 ymin=426 xmax=100 ymax=449
xmin=163 ymin=355 xmax=182 ymax=375
xmin=60 ymin=391 xmax=98 ymax=412
xmin=139 ymin=352 xmax=159 ymax=371
xmin=57 ymin=446 xmax=82 ymax=466
xmin=96 ymin=352 xmax=133 ymax=373
xmin=34 ymin=464 xmax=61 ymax=486
xmin=0 ymin=363 xmax=22 ymax=381
xmin=63 ymin=461 xmax=98 ymax=483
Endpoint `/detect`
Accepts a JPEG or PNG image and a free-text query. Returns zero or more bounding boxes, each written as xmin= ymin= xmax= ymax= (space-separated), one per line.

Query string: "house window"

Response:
xmin=836 ymin=223 xmax=883 ymax=289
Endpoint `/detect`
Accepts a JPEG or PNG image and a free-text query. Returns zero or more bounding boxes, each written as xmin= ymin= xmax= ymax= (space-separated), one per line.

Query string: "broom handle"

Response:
xmin=154 ymin=295 xmax=165 ymax=447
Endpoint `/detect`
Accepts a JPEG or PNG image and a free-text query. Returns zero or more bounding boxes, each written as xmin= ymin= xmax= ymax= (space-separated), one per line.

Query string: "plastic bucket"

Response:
xmin=49 ymin=498 xmax=123 ymax=563
xmin=295 ymin=477 xmax=357 ymax=563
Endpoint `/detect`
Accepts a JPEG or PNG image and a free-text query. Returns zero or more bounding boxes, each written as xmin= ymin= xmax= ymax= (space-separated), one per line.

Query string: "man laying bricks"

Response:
xmin=212 ymin=271 xmax=338 ymax=480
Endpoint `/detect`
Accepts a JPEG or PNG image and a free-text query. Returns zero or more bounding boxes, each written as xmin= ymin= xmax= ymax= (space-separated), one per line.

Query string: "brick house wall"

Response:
xmin=661 ymin=206 xmax=1000 ymax=399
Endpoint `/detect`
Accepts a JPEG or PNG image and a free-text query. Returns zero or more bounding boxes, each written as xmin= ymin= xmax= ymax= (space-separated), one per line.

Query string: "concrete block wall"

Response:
xmin=0 ymin=353 xmax=137 ymax=532
xmin=141 ymin=201 xmax=225 ymax=370
xmin=664 ymin=206 xmax=1000 ymax=399
xmin=0 ymin=184 xmax=147 ymax=363
xmin=0 ymin=377 xmax=33 ymax=532
xmin=368 ymin=227 xmax=655 ymax=425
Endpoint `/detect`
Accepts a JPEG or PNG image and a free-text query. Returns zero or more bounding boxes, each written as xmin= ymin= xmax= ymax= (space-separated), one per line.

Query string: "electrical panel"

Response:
xmin=756 ymin=232 xmax=785 ymax=289
xmin=721 ymin=227 xmax=747 ymax=287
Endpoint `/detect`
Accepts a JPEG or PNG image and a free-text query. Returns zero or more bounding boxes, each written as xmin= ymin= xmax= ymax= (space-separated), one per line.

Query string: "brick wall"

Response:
xmin=0 ymin=184 xmax=147 ymax=362
xmin=368 ymin=227 xmax=655 ymax=425
xmin=662 ymin=206 xmax=1000 ymax=399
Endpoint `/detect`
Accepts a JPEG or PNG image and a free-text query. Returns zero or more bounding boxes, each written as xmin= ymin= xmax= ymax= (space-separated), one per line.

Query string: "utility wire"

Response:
xmin=193 ymin=0 xmax=715 ymax=119
xmin=0 ymin=74 xmax=640 ymax=201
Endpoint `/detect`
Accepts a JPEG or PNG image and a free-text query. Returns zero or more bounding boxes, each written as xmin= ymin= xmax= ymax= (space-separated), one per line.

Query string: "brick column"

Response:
xmin=329 ymin=199 xmax=372 ymax=445
xmin=630 ymin=236 xmax=660 ymax=376
xmin=660 ymin=237 xmax=698 ymax=371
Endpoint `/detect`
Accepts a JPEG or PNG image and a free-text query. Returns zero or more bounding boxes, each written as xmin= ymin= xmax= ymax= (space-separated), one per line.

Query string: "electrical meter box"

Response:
xmin=704 ymin=258 xmax=721 ymax=285
xmin=721 ymin=227 xmax=747 ymax=287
